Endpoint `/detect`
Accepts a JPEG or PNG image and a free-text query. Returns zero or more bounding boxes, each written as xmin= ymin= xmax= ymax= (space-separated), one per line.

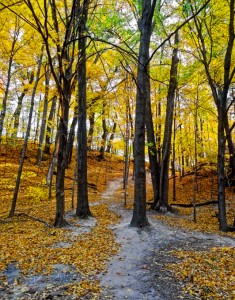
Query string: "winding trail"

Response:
xmin=96 ymin=178 xmax=235 ymax=300
xmin=1 ymin=178 xmax=235 ymax=299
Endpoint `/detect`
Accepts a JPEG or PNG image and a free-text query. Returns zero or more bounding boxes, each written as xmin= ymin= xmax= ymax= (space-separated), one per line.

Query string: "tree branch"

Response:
xmin=146 ymin=0 xmax=211 ymax=66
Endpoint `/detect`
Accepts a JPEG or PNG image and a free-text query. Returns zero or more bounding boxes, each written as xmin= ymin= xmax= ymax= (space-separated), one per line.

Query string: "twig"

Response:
xmin=15 ymin=213 xmax=53 ymax=228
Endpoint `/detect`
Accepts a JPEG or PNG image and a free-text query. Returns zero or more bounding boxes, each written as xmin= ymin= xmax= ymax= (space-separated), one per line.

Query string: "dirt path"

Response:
xmin=96 ymin=179 xmax=235 ymax=300
xmin=1 ymin=178 xmax=235 ymax=299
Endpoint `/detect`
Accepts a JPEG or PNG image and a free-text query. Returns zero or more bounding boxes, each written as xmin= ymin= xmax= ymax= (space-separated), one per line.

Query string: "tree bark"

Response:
xmin=87 ymin=111 xmax=95 ymax=150
xmin=190 ymin=0 xmax=235 ymax=231
xmin=44 ymin=95 xmax=57 ymax=155
xmin=76 ymin=0 xmax=91 ymax=218
xmin=130 ymin=0 xmax=157 ymax=228
xmin=98 ymin=103 xmax=108 ymax=160
xmin=36 ymin=66 xmax=50 ymax=166
xmin=66 ymin=109 xmax=78 ymax=166
xmin=106 ymin=121 xmax=116 ymax=153
xmin=157 ymin=32 xmax=179 ymax=212
xmin=11 ymin=71 xmax=34 ymax=139
xmin=9 ymin=47 xmax=44 ymax=217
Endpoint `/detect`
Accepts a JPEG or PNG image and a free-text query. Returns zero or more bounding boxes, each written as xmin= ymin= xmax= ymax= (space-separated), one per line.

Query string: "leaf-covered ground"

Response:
xmin=0 ymin=142 xmax=123 ymax=299
xmin=0 ymin=142 xmax=235 ymax=299
xmin=154 ymin=169 xmax=235 ymax=299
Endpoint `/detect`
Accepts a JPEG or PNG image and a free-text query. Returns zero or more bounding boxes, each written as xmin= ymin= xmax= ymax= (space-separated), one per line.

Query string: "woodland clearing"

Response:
xmin=0 ymin=143 xmax=235 ymax=299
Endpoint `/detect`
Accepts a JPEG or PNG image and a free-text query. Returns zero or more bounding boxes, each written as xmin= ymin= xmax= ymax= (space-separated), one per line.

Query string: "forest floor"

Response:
xmin=0 ymin=142 xmax=235 ymax=299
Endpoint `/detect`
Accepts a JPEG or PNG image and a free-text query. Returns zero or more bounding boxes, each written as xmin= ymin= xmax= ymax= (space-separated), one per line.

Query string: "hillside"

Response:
xmin=0 ymin=142 xmax=235 ymax=299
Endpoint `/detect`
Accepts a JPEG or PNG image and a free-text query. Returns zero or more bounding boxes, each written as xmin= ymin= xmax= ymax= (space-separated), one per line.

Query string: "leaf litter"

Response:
xmin=0 ymin=145 xmax=235 ymax=299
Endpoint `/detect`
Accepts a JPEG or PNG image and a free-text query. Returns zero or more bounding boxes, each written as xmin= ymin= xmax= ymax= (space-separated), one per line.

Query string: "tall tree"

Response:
xmin=9 ymin=47 xmax=44 ymax=217
xmin=188 ymin=0 xmax=235 ymax=231
xmin=11 ymin=71 xmax=34 ymax=139
xmin=44 ymin=95 xmax=57 ymax=155
xmin=0 ymin=16 xmax=22 ymax=142
xmin=157 ymin=32 xmax=179 ymax=212
xmin=36 ymin=65 xmax=50 ymax=166
xmin=130 ymin=0 xmax=157 ymax=228
xmin=18 ymin=0 xmax=84 ymax=226
xmin=76 ymin=0 xmax=91 ymax=218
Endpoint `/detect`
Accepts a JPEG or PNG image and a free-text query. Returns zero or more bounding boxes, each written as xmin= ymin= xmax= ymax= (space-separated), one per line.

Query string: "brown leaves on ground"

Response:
xmin=170 ymin=247 xmax=235 ymax=299
xmin=0 ymin=142 xmax=123 ymax=298
xmin=1 ymin=143 xmax=235 ymax=299
xmin=154 ymin=168 xmax=235 ymax=299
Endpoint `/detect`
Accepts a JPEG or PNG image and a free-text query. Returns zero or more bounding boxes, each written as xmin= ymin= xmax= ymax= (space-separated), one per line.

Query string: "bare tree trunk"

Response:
xmin=44 ymin=95 xmax=57 ymax=155
xmin=36 ymin=66 xmax=50 ymax=165
xmin=217 ymin=93 xmax=228 ymax=231
xmin=0 ymin=17 xmax=21 ymax=142
xmin=158 ymin=32 xmax=179 ymax=212
xmin=106 ymin=121 xmax=116 ymax=153
xmin=124 ymin=103 xmax=130 ymax=205
xmin=11 ymin=72 xmax=34 ymax=139
xmin=146 ymin=84 xmax=159 ymax=206
xmin=46 ymin=132 xmax=59 ymax=199
xmin=87 ymin=111 xmax=95 ymax=150
xmin=0 ymin=57 xmax=13 ymax=143
xmin=9 ymin=47 xmax=44 ymax=217
xmin=76 ymin=0 xmax=91 ymax=218
xmin=224 ymin=114 xmax=235 ymax=177
xmin=189 ymin=0 xmax=233 ymax=232
xmin=66 ymin=110 xmax=78 ymax=166
xmin=34 ymin=96 xmax=42 ymax=143
xmin=130 ymin=0 xmax=157 ymax=228
xmin=98 ymin=103 xmax=108 ymax=160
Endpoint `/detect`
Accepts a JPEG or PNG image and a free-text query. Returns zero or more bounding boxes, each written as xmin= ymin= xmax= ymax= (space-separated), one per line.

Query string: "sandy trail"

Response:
xmin=97 ymin=178 xmax=235 ymax=300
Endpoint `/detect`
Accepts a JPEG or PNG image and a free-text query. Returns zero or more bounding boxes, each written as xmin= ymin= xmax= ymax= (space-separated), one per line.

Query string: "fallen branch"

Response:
xmin=15 ymin=213 xmax=53 ymax=228
xmin=171 ymin=200 xmax=218 ymax=207
xmin=53 ymin=171 xmax=97 ymax=189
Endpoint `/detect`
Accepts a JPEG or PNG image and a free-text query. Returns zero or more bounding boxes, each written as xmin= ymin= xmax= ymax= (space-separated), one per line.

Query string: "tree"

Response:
xmin=157 ymin=32 xmax=179 ymax=212
xmin=130 ymin=0 xmax=157 ymax=228
xmin=187 ymin=0 xmax=235 ymax=231
xmin=36 ymin=65 xmax=50 ymax=166
xmin=9 ymin=46 xmax=44 ymax=217
xmin=76 ymin=0 xmax=91 ymax=218
xmin=11 ymin=71 xmax=34 ymax=139
xmin=19 ymin=0 xmax=88 ymax=226
xmin=0 ymin=16 xmax=23 ymax=142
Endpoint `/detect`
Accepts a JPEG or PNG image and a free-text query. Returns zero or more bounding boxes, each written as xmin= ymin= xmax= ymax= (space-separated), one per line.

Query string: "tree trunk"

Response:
xmin=66 ymin=110 xmax=78 ymax=166
xmin=11 ymin=72 xmax=34 ymax=139
xmin=224 ymin=113 xmax=235 ymax=177
xmin=34 ymin=96 xmax=42 ymax=143
xmin=44 ymin=95 xmax=57 ymax=155
xmin=54 ymin=105 xmax=69 ymax=227
xmin=87 ymin=111 xmax=95 ymax=150
xmin=130 ymin=0 xmax=157 ymax=228
xmin=76 ymin=0 xmax=91 ymax=218
xmin=36 ymin=66 xmax=50 ymax=166
xmin=0 ymin=17 xmax=21 ymax=142
xmin=158 ymin=32 xmax=179 ymax=212
xmin=190 ymin=0 xmax=234 ymax=231
xmin=217 ymin=95 xmax=228 ymax=231
xmin=98 ymin=103 xmax=108 ymax=160
xmin=0 ymin=56 xmax=13 ymax=143
xmin=9 ymin=47 xmax=44 ymax=217
xmin=146 ymin=84 xmax=159 ymax=206
xmin=124 ymin=102 xmax=130 ymax=205
xmin=106 ymin=121 xmax=116 ymax=153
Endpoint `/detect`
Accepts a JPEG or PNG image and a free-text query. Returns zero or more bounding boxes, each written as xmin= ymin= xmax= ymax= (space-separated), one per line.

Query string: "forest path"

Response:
xmin=96 ymin=178 xmax=235 ymax=300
